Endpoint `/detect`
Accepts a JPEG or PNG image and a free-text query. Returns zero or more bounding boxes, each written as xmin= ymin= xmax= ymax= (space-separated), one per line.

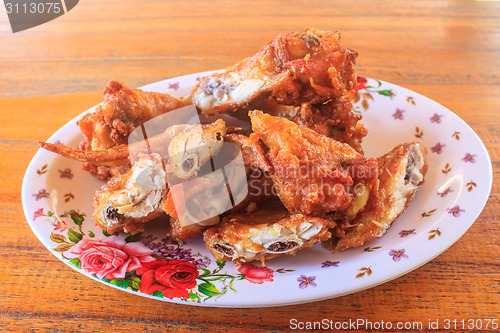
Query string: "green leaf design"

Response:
xmin=198 ymin=282 xmax=222 ymax=297
xmin=198 ymin=268 xmax=211 ymax=277
xmin=377 ymin=90 xmax=394 ymax=98
xmin=70 ymin=212 xmax=84 ymax=226
xmin=102 ymin=230 xmax=119 ymax=237
xmin=130 ymin=280 xmax=140 ymax=291
xmin=110 ymin=278 xmax=129 ymax=289
xmin=152 ymin=290 xmax=164 ymax=298
xmin=125 ymin=233 xmax=142 ymax=243
xmin=216 ymin=261 xmax=226 ymax=269
xmin=67 ymin=229 xmax=83 ymax=243
xmin=69 ymin=257 xmax=81 ymax=269
xmin=188 ymin=292 xmax=201 ymax=302
xmin=88 ymin=231 xmax=95 ymax=238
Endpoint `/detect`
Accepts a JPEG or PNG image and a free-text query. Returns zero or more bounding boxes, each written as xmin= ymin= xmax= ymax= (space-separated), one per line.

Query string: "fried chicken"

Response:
xmin=203 ymin=206 xmax=334 ymax=263
xmin=93 ymin=153 xmax=167 ymax=234
xmin=249 ymin=110 xmax=378 ymax=216
xmin=38 ymin=119 xmax=226 ymax=174
xmin=192 ymin=28 xmax=357 ymax=115
xmin=323 ymin=142 xmax=428 ymax=252
xmin=78 ymin=80 xmax=189 ymax=180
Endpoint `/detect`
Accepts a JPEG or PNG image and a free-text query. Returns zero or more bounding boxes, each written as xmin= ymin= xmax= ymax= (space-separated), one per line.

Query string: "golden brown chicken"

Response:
xmin=39 ymin=119 xmax=227 ymax=173
xmin=290 ymin=99 xmax=367 ymax=153
xmin=192 ymin=28 xmax=357 ymax=115
xmin=85 ymin=120 xmax=228 ymax=235
xmin=323 ymin=142 xmax=428 ymax=252
xmin=78 ymin=80 xmax=189 ymax=180
xmin=93 ymin=153 xmax=167 ymax=234
xmin=249 ymin=110 xmax=378 ymax=216
xmin=203 ymin=206 xmax=334 ymax=263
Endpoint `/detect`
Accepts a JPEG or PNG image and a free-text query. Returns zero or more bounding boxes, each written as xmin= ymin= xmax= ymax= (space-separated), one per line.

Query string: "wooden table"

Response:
xmin=1 ymin=0 xmax=498 ymax=331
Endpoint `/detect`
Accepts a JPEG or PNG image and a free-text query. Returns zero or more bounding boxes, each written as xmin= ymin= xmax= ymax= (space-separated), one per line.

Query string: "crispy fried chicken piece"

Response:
xmin=203 ymin=206 xmax=333 ymax=263
xmin=291 ymin=99 xmax=367 ymax=153
xmin=193 ymin=28 xmax=357 ymax=115
xmin=166 ymin=169 xmax=279 ymax=242
xmin=246 ymin=97 xmax=366 ymax=153
xmin=323 ymin=142 xmax=428 ymax=252
xmin=224 ymin=133 xmax=271 ymax=172
xmin=38 ymin=120 xmax=226 ymax=172
xmin=169 ymin=216 xmax=220 ymax=242
xmin=164 ymin=162 xmax=276 ymax=242
xmin=229 ymin=167 xmax=278 ymax=214
xmin=83 ymin=120 xmax=227 ymax=235
xmin=249 ymin=110 xmax=378 ymax=215
xmin=78 ymin=80 xmax=189 ymax=180
xmin=93 ymin=153 xmax=167 ymax=234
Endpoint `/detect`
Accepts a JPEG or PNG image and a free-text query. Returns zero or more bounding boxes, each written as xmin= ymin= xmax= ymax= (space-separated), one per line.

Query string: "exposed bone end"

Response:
xmin=204 ymin=209 xmax=332 ymax=263
xmin=322 ymin=142 xmax=428 ymax=253
xmin=166 ymin=120 xmax=227 ymax=179
xmin=93 ymin=153 xmax=167 ymax=234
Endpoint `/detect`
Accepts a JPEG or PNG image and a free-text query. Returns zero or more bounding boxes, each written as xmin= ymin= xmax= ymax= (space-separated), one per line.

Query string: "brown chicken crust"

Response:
xmin=323 ymin=142 xmax=428 ymax=252
xmin=193 ymin=28 xmax=358 ymax=115
xmin=78 ymin=80 xmax=188 ymax=180
xmin=92 ymin=154 xmax=167 ymax=234
xmin=203 ymin=206 xmax=334 ymax=263
xmin=249 ymin=110 xmax=378 ymax=215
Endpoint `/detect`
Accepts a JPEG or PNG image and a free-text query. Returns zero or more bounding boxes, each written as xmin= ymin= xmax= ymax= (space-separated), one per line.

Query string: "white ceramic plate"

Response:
xmin=21 ymin=72 xmax=492 ymax=307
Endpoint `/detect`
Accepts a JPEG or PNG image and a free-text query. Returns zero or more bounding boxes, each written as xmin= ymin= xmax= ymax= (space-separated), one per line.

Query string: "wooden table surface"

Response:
xmin=1 ymin=0 xmax=499 ymax=332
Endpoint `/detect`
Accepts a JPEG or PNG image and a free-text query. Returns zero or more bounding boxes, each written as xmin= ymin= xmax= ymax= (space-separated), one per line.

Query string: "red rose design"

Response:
xmin=237 ymin=263 xmax=274 ymax=284
xmin=355 ymin=76 xmax=368 ymax=91
xmin=136 ymin=260 xmax=199 ymax=298
xmin=71 ymin=236 xmax=155 ymax=280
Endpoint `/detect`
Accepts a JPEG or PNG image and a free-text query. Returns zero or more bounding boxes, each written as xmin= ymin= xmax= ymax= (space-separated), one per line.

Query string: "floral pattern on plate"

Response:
xmin=22 ymin=73 xmax=492 ymax=307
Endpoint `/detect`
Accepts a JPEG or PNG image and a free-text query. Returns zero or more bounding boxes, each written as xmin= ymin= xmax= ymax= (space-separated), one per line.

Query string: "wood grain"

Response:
xmin=0 ymin=0 xmax=499 ymax=332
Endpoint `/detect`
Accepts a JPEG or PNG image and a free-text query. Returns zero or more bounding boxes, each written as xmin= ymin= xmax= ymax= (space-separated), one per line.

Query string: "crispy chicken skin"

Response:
xmin=323 ymin=142 xmax=428 ymax=253
xmin=89 ymin=120 xmax=227 ymax=235
xmin=223 ymin=133 xmax=271 ymax=172
xmin=93 ymin=153 xmax=167 ymax=234
xmin=192 ymin=29 xmax=357 ymax=115
xmin=249 ymin=97 xmax=366 ymax=153
xmin=203 ymin=206 xmax=334 ymax=263
xmin=165 ymin=168 xmax=277 ymax=242
xmin=38 ymin=119 xmax=226 ymax=172
xmin=249 ymin=110 xmax=378 ymax=215
xmin=78 ymin=80 xmax=189 ymax=180
xmin=291 ymin=99 xmax=367 ymax=153
xmin=35 ymin=29 xmax=430 ymax=265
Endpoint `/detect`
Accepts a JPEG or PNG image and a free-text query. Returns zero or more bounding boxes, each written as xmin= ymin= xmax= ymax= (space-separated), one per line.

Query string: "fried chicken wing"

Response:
xmin=78 ymin=80 xmax=189 ymax=180
xmin=291 ymin=99 xmax=367 ymax=153
xmin=323 ymin=142 xmax=428 ymax=252
xmin=93 ymin=153 xmax=167 ymax=234
xmin=223 ymin=133 xmax=271 ymax=172
xmin=203 ymin=206 xmax=333 ymax=263
xmin=38 ymin=120 xmax=226 ymax=172
xmin=165 ymin=119 xmax=226 ymax=179
xmin=249 ymin=110 xmax=378 ymax=215
xmin=193 ymin=28 xmax=357 ymax=115
xmin=85 ymin=120 xmax=227 ymax=235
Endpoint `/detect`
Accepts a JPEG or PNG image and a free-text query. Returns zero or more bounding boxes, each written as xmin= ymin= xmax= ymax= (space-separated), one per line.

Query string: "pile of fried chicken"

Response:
xmin=40 ymin=29 xmax=428 ymax=264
